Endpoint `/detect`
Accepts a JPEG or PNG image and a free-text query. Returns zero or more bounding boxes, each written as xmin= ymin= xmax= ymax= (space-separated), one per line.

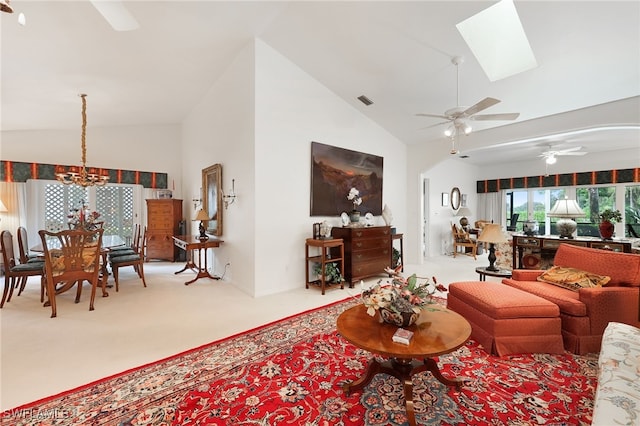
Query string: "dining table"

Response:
xmin=31 ymin=234 xmax=125 ymax=297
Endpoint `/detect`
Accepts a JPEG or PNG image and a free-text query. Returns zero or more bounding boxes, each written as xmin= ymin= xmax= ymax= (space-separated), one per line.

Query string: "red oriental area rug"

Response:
xmin=1 ymin=297 xmax=597 ymax=425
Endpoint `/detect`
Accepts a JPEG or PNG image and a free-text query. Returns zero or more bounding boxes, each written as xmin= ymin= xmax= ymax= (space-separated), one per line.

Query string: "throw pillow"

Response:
xmin=537 ymin=266 xmax=611 ymax=291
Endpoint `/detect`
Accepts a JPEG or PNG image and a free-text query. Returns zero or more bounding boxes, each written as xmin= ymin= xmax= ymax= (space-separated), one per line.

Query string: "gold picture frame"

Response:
xmin=202 ymin=164 xmax=223 ymax=236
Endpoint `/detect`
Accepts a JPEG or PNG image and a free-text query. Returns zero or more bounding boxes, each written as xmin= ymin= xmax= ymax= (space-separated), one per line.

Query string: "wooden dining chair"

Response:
xmin=451 ymin=224 xmax=477 ymax=260
xmin=38 ymin=228 xmax=104 ymax=318
xmin=108 ymin=223 xmax=140 ymax=259
xmin=1 ymin=230 xmax=45 ymax=308
xmin=109 ymin=226 xmax=147 ymax=291
xmin=16 ymin=226 xmax=45 ymax=296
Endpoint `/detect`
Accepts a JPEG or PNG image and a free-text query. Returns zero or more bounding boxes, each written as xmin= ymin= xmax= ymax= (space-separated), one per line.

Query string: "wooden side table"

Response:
xmin=305 ymin=238 xmax=344 ymax=295
xmin=475 ymin=266 xmax=512 ymax=281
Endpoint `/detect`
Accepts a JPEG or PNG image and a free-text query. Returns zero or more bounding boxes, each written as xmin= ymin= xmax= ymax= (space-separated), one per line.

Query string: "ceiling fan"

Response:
xmin=539 ymin=145 xmax=587 ymax=165
xmin=90 ymin=0 xmax=139 ymax=32
xmin=416 ymin=56 xmax=520 ymax=138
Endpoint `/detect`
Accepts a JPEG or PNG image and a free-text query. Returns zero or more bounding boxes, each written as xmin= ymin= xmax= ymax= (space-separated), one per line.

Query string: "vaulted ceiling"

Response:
xmin=2 ymin=1 xmax=639 ymax=166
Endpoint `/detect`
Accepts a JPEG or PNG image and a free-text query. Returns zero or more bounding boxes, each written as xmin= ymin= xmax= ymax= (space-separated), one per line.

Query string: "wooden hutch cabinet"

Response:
xmin=146 ymin=199 xmax=183 ymax=261
xmin=331 ymin=225 xmax=392 ymax=285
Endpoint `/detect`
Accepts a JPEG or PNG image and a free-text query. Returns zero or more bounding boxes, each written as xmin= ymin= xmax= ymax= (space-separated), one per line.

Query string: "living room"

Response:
xmin=1 ymin=1 xmax=639 ymax=423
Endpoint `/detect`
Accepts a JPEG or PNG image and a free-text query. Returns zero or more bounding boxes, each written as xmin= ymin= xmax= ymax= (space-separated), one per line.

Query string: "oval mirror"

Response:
xmin=202 ymin=164 xmax=223 ymax=236
xmin=450 ymin=187 xmax=461 ymax=211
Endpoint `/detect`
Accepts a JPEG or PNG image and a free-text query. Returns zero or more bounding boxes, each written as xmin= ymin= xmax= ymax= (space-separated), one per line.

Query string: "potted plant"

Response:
xmin=313 ymin=262 xmax=343 ymax=284
xmin=347 ymin=187 xmax=362 ymax=223
xmin=598 ymin=209 xmax=622 ymax=240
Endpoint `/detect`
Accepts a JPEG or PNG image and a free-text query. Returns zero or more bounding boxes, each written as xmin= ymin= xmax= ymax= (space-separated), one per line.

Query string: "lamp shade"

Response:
xmin=547 ymin=197 xmax=585 ymax=218
xmin=477 ymin=223 xmax=507 ymax=243
xmin=193 ymin=209 xmax=209 ymax=221
xmin=457 ymin=207 xmax=473 ymax=217
xmin=0 ymin=199 xmax=7 ymax=212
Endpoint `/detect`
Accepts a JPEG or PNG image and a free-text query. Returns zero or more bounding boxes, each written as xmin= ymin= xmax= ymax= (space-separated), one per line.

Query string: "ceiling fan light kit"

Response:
xmin=416 ymin=54 xmax=520 ymax=147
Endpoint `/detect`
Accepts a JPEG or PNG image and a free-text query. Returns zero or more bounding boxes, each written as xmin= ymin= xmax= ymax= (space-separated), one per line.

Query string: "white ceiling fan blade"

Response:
xmin=556 ymin=146 xmax=583 ymax=153
xmin=470 ymin=112 xmax=520 ymax=121
xmin=419 ymin=120 xmax=451 ymax=130
xmin=462 ymin=97 xmax=500 ymax=116
xmin=558 ymin=152 xmax=586 ymax=156
xmin=90 ymin=1 xmax=139 ymax=32
xmin=415 ymin=113 xmax=449 ymax=120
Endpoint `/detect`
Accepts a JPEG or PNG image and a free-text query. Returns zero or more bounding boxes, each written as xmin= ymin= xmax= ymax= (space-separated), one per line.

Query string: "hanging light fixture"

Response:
xmin=56 ymin=94 xmax=109 ymax=187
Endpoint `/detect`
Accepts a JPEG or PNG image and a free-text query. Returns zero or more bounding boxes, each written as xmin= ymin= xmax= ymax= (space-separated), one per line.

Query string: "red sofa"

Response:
xmin=501 ymin=243 xmax=640 ymax=355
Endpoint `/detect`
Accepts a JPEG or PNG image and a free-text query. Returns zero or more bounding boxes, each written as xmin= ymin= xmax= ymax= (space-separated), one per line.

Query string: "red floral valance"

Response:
xmin=477 ymin=167 xmax=639 ymax=193
xmin=0 ymin=160 xmax=167 ymax=189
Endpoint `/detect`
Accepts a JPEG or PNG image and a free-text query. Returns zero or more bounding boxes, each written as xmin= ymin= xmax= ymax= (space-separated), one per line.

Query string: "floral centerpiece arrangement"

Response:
xmin=362 ymin=265 xmax=447 ymax=327
xmin=68 ymin=202 xmax=101 ymax=232
xmin=347 ymin=187 xmax=362 ymax=210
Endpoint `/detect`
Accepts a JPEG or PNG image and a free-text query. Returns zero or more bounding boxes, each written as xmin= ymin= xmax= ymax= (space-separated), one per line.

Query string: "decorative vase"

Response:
xmin=379 ymin=308 xmax=419 ymax=328
xmin=350 ymin=210 xmax=361 ymax=223
xmin=523 ymin=220 xmax=539 ymax=236
xmin=599 ymin=221 xmax=614 ymax=240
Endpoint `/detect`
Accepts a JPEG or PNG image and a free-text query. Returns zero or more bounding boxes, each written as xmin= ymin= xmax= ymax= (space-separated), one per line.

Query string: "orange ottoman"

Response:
xmin=447 ymin=281 xmax=564 ymax=356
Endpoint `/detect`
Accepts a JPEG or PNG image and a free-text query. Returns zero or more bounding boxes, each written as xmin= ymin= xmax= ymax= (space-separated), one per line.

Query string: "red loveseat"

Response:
xmin=501 ymin=243 xmax=640 ymax=355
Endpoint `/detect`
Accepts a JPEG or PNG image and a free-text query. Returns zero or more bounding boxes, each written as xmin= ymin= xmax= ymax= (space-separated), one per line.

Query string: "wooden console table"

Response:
xmin=512 ymin=234 xmax=632 ymax=269
xmin=172 ymin=235 xmax=224 ymax=285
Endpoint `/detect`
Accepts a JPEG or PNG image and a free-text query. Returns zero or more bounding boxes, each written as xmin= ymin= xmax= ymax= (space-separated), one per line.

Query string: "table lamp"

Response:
xmin=477 ymin=224 xmax=508 ymax=271
xmin=547 ymin=197 xmax=585 ymax=239
xmin=193 ymin=208 xmax=210 ymax=240
xmin=457 ymin=207 xmax=473 ymax=228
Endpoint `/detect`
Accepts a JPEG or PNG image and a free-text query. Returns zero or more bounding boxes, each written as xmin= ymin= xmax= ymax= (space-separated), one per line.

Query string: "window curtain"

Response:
xmin=0 ymin=181 xmax=28 ymax=257
xmin=477 ymin=192 xmax=503 ymax=227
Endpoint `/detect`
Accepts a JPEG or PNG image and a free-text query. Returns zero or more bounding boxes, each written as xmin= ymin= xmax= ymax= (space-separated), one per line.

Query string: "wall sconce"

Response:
xmin=222 ymin=179 xmax=236 ymax=209
xmin=192 ymin=188 xmax=202 ymax=210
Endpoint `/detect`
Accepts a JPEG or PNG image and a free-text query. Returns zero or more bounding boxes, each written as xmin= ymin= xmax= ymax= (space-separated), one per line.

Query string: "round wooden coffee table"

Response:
xmin=336 ymin=304 xmax=471 ymax=426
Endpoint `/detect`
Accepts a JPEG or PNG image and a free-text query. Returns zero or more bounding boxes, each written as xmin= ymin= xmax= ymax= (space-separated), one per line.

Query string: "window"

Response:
xmin=507 ymin=189 xmax=565 ymax=233
xmin=625 ymin=185 xmax=640 ymax=237
xmin=44 ymin=183 xmax=135 ymax=241
xmin=576 ymin=186 xmax=616 ymax=236
xmin=96 ymin=186 xmax=134 ymax=241
xmin=44 ymin=184 xmax=88 ymax=231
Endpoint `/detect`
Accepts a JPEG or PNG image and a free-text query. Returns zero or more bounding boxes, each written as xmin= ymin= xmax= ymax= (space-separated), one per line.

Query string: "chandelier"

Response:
xmin=55 ymin=94 xmax=109 ymax=187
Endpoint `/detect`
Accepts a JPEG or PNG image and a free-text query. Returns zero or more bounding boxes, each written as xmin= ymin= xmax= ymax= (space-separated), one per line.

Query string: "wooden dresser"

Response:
xmin=331 ymin=226 xmax=392 ymax=284
xmin=146 ymin=199 xmax=183 ymax=261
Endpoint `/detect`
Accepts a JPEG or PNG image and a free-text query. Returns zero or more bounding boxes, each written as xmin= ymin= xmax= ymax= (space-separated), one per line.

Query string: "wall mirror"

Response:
xmin=202 ymin=164 xmax=223 ymax=236
xmin=450 ymin=187 xmax=461 ymax=211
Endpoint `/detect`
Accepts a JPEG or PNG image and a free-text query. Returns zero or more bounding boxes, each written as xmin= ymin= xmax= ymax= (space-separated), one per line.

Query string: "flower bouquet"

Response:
xmin=362 ymin=265 xmax=447 ymax=327
xmin=68 ymin=202 xmax=101 ymax=232
xmin=347 ymin=187 xmax=363 ymax=222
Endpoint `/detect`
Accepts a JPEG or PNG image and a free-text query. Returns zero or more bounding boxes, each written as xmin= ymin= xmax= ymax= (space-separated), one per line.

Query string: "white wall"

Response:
xmin=422 ymin=158 xmax=480 ymax=258
xmin=251 ymin=39 xmax=407 ymax=297
xmin=180 ymin=39 xmax=407 ymax=297
xmin=181 ymin=40 xmax=256 ymax=295
xmin=0 ymin=124 xmax=183 ymax=195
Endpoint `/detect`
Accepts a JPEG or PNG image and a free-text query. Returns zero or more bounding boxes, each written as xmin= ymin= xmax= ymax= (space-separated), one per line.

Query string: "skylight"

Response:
xmin=456 ymin=0 xmax=537 ymax=81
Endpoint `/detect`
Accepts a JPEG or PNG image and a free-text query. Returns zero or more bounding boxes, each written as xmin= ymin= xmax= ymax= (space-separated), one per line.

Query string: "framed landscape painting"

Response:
xmin=310 ymin=142 xmax=383 ymax=216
